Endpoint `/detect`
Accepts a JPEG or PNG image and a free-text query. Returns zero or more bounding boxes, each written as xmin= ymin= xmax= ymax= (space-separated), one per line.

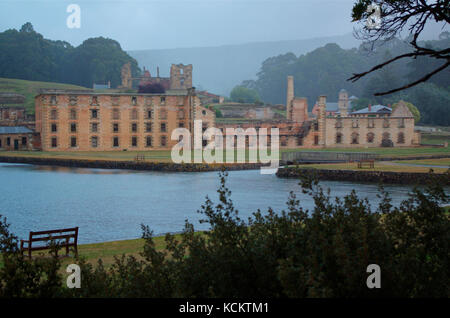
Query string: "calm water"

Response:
xmin=0 ymin=163 xmax=430 ymax=244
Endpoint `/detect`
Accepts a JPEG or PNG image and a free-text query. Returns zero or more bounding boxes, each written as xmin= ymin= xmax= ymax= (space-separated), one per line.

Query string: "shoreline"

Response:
xmin=276 ymin=166 xmax=450 ymax=185
xmin=0 ymin=155 xmax=264 ymax=172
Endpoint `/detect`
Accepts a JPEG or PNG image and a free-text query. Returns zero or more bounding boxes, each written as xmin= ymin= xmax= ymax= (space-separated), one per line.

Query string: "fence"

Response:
xmin=281 ymin=151 xmax=379 ymax=164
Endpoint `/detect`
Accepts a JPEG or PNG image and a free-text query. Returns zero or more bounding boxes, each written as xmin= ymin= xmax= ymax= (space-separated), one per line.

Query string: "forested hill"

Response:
xmin=128 ymin=33 xmax=360 ymax=95
xmin=0 ymin=23 xmax=140 ymax=88
xmin=241 ymin=34 xmax=450 ymax=126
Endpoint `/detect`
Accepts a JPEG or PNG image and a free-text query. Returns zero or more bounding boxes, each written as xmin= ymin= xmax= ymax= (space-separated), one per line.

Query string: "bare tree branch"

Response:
xmin=374 ymin=61 xmax=450 ymax=95
xmin=348 ymin=0 xmax=450 ymax=95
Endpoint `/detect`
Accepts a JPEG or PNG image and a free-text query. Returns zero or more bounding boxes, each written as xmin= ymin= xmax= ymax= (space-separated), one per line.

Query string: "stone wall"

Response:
xmin=0 ymin=156 xmax=263 ymax=172
xmin=276 ymin=167 xmax=450 ymax=185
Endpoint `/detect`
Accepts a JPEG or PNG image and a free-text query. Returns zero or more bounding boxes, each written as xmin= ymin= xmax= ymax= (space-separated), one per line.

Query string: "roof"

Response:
xmin=93 ymin=84 xmax=109 ymax=90
xmin=391 ymin=101 xmax=414 ymax=117
xmin=0 ymin=93 xmax=26 ymax=104
xmin=326 ymin=102 xmax=339 ymax=112
xmin=37 ymin=88 xmax=191 ymax=97
xmin=0 ymin=126 xmax=33 ymax=134
xmin=350 ymin=105 xmax=391 ymax=114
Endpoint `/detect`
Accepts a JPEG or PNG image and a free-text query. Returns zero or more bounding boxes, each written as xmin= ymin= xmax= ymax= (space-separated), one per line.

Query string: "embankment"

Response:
xmin=0 ymin=156 xmax=263 ymax=172
xmin=276 ymin=167 xmax=450 ymax=185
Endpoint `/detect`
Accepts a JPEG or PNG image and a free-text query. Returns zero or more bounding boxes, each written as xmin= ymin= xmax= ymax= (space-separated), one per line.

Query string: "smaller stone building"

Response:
xmin=0 ymin=126 xmax=35 ymax=151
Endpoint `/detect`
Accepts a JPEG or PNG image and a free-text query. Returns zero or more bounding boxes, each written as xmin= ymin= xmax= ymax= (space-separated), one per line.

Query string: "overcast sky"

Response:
xmin=0 ymin=0 xmax=447 ymax=50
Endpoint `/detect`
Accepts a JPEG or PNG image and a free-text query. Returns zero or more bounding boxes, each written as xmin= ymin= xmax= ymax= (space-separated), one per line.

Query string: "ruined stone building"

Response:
xmin=281 ymin=76 xmax=419 ymax=148
xmin=119 ymin=63 xmax=193 ymax=91
xmin=0 ymin=93 xmax=35 ymax=130
xmin=35 ymin=65 xmax=214 ymax=152
xmin=217 ymin=76 xmax=419 ymax=149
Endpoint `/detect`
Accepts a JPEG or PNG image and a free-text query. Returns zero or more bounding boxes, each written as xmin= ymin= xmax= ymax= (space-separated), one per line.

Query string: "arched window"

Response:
xmin=382 ymin=132 xmax=390 ymax=141
xmin=336 ymin=133 xmax=343 ymax=144
xmin=351 ymin=132 xmax=359 ymax=144
xmin=397 ymin=132 xmax=405 ymax=144
xmin=367 ymin=132 xmax=375 ymax=143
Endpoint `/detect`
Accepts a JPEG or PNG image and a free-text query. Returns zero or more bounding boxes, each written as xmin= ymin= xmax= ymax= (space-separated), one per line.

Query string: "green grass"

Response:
xmin=392 ymin=158 xmax=450 ymax=166
xmin=421 ymin=132 xmax=450 ymax=145
xmin=289 ymin=161 xmax=449 ymax=173
xmin=281 ymin=146 xmax=450 ymax=158
xmin=0 ymin=233 xmax=206 ymax=269
xmin=1 ymin=145 xmax=449 ymax=163
xmin=0 ymin=77 xmax=90 ymax=114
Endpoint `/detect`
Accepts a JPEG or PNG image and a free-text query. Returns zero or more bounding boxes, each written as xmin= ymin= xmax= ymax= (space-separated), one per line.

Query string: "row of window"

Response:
xmin=51 ymin=136 xmax=167 ymax=148
xmin=0 ymin=137 xmax=27 ymax=147
xmin=49 ymin=108 xmax=185 ymax=121
xmin=49 ymin=95 xmax=182 ymax=107
xmin=336 ymin=132 xmax=405 ymax=144
xmin=335 ymin=118 xmax=406 ymax=129
xmin=50 ymin=122 xmax=178 ymax=133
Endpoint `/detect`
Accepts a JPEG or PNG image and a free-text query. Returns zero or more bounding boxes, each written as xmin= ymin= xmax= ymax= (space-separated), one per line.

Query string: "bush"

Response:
xmin=381 ymin=139 xmax=394 ymax=147
xmin=1 ymin=171 xmax=449 ymax=297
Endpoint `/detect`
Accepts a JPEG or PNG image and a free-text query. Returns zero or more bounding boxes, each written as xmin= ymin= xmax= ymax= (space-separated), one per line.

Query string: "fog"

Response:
xmin=1 ymin=0 xmax=445 ymax=50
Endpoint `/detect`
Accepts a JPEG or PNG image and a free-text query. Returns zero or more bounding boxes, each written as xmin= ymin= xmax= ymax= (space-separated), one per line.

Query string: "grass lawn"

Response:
xmin=420 ymin=132 xmax=450 ymax=145
xmin=289 ymin=161 xmax=449 ymax=173
xmin=0 ymin=233 xmax=205 ymax=270
xmin=281 ymin=146 xmax=450 ymax=158
xmin=0 ymin=77 xmax=90 ymax=114
xmin=393 ymin=158 xmax=450 ymax=166
xmin=1 ymin=146 xmax=449 ymax=164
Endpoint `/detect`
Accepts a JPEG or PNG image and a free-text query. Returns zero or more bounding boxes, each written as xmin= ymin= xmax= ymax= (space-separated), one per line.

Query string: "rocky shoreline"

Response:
xmin=276 ymin=167 xmax=450 ymax=185
xmin=0 ymin=156 xmax=264 ymax=172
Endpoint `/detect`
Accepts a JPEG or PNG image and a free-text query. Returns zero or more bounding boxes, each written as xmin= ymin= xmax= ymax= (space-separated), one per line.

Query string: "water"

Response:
xmin=0 ymin=163 xmax=432 ymax=244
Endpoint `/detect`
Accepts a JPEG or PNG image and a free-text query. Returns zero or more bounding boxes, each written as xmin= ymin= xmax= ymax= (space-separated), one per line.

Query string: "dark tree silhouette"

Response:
xmin=138 ymin=83 xmax=166 ymax=94
xmin=349 ymin=0 xmax=450 ymax=96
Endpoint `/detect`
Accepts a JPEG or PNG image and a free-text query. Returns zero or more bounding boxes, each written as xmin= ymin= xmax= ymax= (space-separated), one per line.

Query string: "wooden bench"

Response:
xmin=134 ymin=154 xmax=145 ymax=162
xmin=357 ymin=159 xmax=375 ymax=169
xmin=20 ymin=227 xmax=79 ymax=259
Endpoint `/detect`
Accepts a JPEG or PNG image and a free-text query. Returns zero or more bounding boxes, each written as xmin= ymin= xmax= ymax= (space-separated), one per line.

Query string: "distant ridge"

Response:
xmin=128 ymin=33 xmax=360 ymax=95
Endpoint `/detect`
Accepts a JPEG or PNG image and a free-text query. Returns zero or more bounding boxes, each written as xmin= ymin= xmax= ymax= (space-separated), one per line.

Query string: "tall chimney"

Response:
xmin=157 ymin=66 xmax=160 ymax=78
xmin=286 ymin=76 xmax=294 ymax=120
xmin=368 ymin=104 xmax=371 ymax=112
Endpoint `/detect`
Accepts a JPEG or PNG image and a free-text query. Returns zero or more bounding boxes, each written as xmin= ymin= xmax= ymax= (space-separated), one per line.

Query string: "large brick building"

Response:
xmin=35 ymin=88 xmax=214 ymax=151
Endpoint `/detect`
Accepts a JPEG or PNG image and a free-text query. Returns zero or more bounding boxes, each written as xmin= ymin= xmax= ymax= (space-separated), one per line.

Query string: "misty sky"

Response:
xmin=0 ymin=0 xmax=447 ymax=50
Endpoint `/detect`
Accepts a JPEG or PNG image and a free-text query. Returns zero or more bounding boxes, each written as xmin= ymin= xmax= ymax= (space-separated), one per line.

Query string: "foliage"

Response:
xmin=384 ymin=83 xmax=450 ymax=126
xmin=0 ymin=23 xmax=140 ymax=88
xmin=392 ymin=100 xmax=420 ymax=123
xmin=241 ymin=37 xmax=449 ymax=126
xmin=350 ymin=0 xmax=450 ymax=95
xmin=381 ymin=138 xmax=394 ymax=147
xmin=138 ymin=83 xmax=165 ymax=94
xmin=1 ymin=171 xmax=449 ymax=297
xmin=229 ymin=86 xmax=261 ymax=104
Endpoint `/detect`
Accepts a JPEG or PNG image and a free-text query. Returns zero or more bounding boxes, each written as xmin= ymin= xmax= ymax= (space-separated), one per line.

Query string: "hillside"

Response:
xmin=0 ymin=78 xmax=90 ymax=114
xmin=128 ymin=33 xmax=360 ymax=96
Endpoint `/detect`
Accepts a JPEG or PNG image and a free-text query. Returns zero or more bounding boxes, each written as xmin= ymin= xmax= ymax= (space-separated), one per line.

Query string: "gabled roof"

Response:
xmin=0 ymin=126 xmax=33 ymax=134
xmin=391 ymin=101 xmax=414 ymax=117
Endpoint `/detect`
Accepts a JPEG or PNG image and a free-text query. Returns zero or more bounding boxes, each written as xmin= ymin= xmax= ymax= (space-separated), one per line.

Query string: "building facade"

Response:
xmin=0 ymin=126 xmax=36 ymax=151
xmin=35 ymin=88 xmax=215 ymax=152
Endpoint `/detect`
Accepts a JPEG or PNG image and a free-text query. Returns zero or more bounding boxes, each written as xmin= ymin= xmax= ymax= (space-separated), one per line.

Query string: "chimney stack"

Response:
xmin=157 ymin=66 xmax=160 ymax=78
xmin=368 ymin=104 xmax=372 ymax=112
xmin=286 ymin=76 xmax=294 ymax=120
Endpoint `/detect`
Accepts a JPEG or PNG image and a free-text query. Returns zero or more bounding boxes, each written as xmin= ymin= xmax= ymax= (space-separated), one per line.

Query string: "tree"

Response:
xmin=138 ymin=83 xmax=165 ymax=94
xmin=349 ymin=0 xmax=450 ymax=95
xmin=392 ymin=100 xmax=421 ymax=123
xmin=20 ymin=22 xmax=34 ymax=33
xmin=230 ymin=86 xmax=261 ymax=104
